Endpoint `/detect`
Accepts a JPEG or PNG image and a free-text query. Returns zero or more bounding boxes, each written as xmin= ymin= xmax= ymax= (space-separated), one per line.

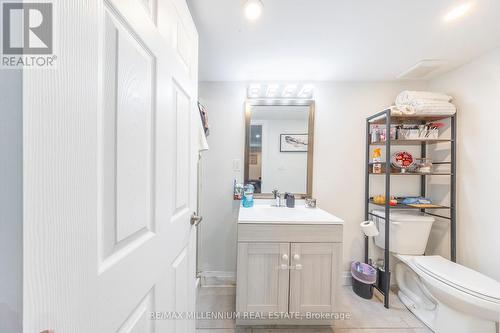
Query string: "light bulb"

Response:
xmin=244 ymin=0 xmax=263 ymax=21
xmin=443 ymin=2 xmax=474 ymax=22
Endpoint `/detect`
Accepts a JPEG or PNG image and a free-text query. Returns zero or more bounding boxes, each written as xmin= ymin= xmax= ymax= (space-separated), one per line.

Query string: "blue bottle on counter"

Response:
xmin=242 ymin=184 xmax=255 ymax=208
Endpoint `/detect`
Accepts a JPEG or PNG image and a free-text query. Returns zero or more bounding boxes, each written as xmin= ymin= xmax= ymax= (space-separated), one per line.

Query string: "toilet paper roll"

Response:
xmin=360 ymin=220 xmax=379 ymax=237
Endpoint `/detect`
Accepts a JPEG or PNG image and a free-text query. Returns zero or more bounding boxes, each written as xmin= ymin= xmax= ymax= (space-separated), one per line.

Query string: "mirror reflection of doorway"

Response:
xmin=248 ymin=124 xmax=262 ymax=193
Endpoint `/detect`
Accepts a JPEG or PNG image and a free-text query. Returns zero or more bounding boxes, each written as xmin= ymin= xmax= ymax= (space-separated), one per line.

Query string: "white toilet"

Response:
xmin=372 ymin=210 xmax=500 ymax=333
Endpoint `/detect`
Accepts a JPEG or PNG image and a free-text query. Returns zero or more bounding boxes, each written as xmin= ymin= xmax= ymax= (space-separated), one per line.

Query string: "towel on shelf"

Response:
xmin=392 ymin=90 xmax=456 ymax=116
xmin=391 ymin=103 xmax=456 ymax=116
xmin=405 ymin=99 xmax=455 ymax=108
xmin=406 ymin=100 xmax=456 ymax=113
xmin=396 ymin=90 xmax=452 ymax=105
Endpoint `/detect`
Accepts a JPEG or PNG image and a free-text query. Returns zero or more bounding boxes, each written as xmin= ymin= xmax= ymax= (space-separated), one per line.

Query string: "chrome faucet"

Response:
xmin=272 ymin=189 xmax=285 ymax=207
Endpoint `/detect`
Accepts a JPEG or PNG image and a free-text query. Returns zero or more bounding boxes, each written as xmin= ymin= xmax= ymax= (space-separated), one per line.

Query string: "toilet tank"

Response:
xmin=371 ymin=210 xmax=435 ymax=255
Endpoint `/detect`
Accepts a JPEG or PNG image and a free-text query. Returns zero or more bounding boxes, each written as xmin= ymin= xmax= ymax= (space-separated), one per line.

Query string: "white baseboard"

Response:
xmin=199 ymin=271 xmax=236 ymax=287
xmin=200 ymin=271 xmax=351 ymax=287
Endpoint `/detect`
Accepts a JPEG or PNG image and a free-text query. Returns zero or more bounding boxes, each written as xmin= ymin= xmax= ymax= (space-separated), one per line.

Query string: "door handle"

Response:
xmin=292 ymin=253 xmax=302 ymax=270
xmin=190 ymin=212 xmax=203 ymax=226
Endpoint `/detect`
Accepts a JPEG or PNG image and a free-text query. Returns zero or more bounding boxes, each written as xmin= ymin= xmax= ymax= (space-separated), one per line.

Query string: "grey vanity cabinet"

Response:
xmin=236 ymin=242 xmax=290 ymax=313
xmin=236 ymin=223 xmax=343 ymax=324
xmin=289 ymin=242 xmax=341 ymax=314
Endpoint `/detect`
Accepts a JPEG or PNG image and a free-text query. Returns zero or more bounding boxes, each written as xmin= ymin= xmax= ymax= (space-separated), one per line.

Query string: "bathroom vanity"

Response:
xmin=236 ymin=201 xmax=344 ymax=325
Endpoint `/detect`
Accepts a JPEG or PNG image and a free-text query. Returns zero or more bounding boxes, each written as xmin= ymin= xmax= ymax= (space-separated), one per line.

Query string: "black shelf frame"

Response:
xmin=364 ymin=109 xmax=457 ymax=309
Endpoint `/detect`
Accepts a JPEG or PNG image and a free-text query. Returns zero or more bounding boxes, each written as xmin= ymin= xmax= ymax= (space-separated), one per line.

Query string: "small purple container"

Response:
xmin=351 ymin=261 xmax=377 ymax=299
xmin=351 ymin=262 xmax=377 ymax=284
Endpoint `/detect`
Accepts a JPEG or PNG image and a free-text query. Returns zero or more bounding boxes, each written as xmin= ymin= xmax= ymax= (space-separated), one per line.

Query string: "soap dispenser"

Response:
xmin=285 ymin=193 xmax=295 ymax=208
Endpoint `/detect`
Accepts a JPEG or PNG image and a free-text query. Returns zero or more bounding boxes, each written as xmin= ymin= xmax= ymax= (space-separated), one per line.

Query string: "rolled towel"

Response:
xmin=407 ymin=99 xmax=454 ymax=108
xmin=396 ymin=90 xmax=452 ymax=105
xmin=391 ymin=103 xmax=456 ymax=116
xmin=410 ymin=101 xmax=456 ymax=113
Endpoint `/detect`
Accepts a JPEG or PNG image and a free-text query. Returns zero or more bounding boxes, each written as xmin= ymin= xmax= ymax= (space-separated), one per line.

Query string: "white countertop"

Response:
xmin=238 ymin=201 xmax=344 ymax=225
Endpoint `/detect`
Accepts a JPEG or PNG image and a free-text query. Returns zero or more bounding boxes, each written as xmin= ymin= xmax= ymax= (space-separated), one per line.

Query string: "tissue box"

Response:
xmin=397 ymin=128 xmax=438 ymax=140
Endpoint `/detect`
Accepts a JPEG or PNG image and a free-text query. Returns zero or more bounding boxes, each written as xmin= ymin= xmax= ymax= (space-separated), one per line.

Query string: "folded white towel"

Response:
xmin=396 ymin=91 xmax=452 ymax=105
xmin=406 ymin=99 xmax=452 ymax=106
xmin=407 ymin=100 xmax=456 ymax=110
xmin=391 ymin=104 xmax=456 ymax=116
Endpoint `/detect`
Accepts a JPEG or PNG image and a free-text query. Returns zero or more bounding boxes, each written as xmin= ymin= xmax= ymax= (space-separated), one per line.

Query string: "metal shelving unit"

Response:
xmin=364 ymin=109 xmax=457 ymax=309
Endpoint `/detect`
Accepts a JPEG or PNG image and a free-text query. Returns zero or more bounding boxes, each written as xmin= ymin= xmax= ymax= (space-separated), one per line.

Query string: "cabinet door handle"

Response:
xmin=279 ymin=264 xmax=289 ymax=270
xmin=295 ymin=264 xmax=303 ymax=270
xmin=293 ymin=254 xmax=300 ymax=261
xmin=282 ymin=254 xmax=289 ymax=261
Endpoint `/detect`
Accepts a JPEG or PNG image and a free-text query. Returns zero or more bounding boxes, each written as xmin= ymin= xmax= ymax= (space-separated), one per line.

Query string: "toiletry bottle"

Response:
xmin=233 ymin=180 xmax=244 ymax=200
xmin=371 ymin=126 xmax=380 ymax=143
xmin=242 ymin=184 xmax=255 ymax=208
xmin=285 ymin=193 xmax=295 ymax=208
xmin=372 ymin=148 xmax=382 ymax=174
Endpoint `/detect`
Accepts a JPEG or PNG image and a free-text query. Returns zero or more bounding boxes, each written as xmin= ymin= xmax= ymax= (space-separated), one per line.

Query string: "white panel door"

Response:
xmin=236 ymin=243 xmax=290 ymax=314
xmin=289 ymin=243 xmax=340 ymax=314
xmin=22 ymin=0 xmax=199 ymax=332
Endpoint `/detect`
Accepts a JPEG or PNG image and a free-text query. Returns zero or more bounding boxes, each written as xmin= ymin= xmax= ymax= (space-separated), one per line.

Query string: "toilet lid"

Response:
xmin=412 ymin=256 xmax=500 ymax=303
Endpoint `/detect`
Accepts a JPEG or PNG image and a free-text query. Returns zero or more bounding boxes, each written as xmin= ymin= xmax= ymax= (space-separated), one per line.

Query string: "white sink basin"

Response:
xmin=238 ymin=202 xmax=344 ymax=225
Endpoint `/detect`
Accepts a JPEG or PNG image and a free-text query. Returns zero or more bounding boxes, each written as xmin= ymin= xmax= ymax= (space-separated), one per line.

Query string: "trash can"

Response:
xmin=351 ymin=261 xmax=377 ymax=299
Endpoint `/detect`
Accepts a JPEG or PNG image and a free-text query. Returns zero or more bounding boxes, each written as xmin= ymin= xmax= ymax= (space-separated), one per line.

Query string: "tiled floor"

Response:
xmin=196 ymin=286 xmax=432 ymax=333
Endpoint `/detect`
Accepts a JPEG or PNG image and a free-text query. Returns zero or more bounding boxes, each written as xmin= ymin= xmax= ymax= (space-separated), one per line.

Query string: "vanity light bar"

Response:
xmin=247 ymin=84 xmax=314 ymax=99
xmin=282 ymin=84 xmax=297 ymax=98
xmin=297 ymin=84 xmax=314 ymax=98
xmin=265 ymin=84 xmax=279 ymax=98
xmin=248 ymin=84 xmax=262 ymax=98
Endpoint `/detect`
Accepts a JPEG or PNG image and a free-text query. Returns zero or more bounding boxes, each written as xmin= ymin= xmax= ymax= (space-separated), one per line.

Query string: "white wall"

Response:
xmin=198 ymin=80 xmax=427 ymax=275
xmin=428 ymin=47 xmax=500 ymax=281
xmin=260 ymin=119 xmax=308 ymax=193
xmin=198 ymin=82 xmax=247 ymax=274
xmin=0 ymin=71 xmax=23 ymax=332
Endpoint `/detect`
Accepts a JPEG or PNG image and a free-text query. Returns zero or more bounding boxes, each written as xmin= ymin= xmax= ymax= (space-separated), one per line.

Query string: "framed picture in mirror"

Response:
xmin=280 ymin=134 xmax=308 ymax=152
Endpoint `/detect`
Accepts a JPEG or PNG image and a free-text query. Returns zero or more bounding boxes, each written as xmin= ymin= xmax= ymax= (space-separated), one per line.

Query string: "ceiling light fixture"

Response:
xmin=243 ymin=0 xmax=263 ymax=21
xmin=443 ymin=2 xmax=474 ymax=22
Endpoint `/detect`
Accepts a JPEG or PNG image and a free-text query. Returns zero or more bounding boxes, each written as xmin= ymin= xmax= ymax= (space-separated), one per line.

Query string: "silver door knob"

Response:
xmin=282 ymin=254 xmax=289 ymax=261
xmin=190 ymin=212 xmax=203 ymax=226
xmin=293 ymin=254 xmax=300 ymax=261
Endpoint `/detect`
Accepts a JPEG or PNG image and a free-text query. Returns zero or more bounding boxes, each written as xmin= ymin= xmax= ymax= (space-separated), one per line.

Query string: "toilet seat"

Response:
xmin=410 ymin=256 xmax=500 ymax=304
xmin=395 ymin=257 xmax=500 ymax=333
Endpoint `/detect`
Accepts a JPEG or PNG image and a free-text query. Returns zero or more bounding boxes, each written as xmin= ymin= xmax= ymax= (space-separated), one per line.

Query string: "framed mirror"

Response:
xmin=244 ymin=100 xmax=315 ymax=198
